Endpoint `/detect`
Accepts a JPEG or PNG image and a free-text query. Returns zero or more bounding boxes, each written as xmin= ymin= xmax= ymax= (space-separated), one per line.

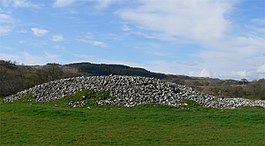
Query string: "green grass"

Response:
xmin=48 ymin=89 xmax=115 ymax=107
xmin=0 ymin=91 xmax=264 ymax=145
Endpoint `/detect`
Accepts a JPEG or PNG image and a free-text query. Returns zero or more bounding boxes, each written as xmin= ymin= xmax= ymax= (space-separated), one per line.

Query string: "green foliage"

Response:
xmin=0 ymin=60 xmax=78 ymax=97
xmin=181 ymin=99 xmax=203 ymax=110
xmin=52 ymin=89 xmax=115 ymax=107
xmin=0 ymin=102 xmax=264 ymax=145
xmin=68 ymin=62 xmax=166 ymax=78
xmin=166 ymin=76 xmax=265 ymax=100
xmin=17 ymin=93 xmax=36 ymax=102
xmin=0 ymin=97 xmax=4 ymax=104
xmin=94 ymin=90 xmax=114 ymax=100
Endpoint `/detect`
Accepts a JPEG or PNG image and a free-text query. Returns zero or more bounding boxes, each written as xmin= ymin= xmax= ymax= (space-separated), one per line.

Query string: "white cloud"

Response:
xmin=18 ymin=29 xmax=27 ymax=33
xmin=0 ymin=52 xmax=60 ymax=65
xmin=139 ymin=60 xmax=185 ymax=75
xmin=78 ymin=39 xmax=108 ymax=47
xmin=52 ymin=34 xmax=64 ymax=42
xmin=96 ymin=0 xmax=121 ymax=9
xmin=53 ymin=44 xmax=65 ymax=49
xmin=52 ymin=0 xmax=121 ymax=8
xmin=198 ymin=35 xmax=265 ymax=76
xmin=0 ymin=13 xmax=15 ymax=23
xmin=120 ymin=59 xmax=263 ymax=80
xmin=104 ymin=33 xmax=125 ymax=41
xmin=232 ymin=71 xmax=250 ymax=79
xmin=91 ymin=40 xmax=107 ymax=47
xmin=1 ymin=0 xmax=38 ymax=8
xmin=76 ymin=33 xmax=108 ymax=47
xmin=116 ymin=0 xmax=265 ymax=80
xmin=0 ymin=12 xmax=15 ymax=35
xmin=31 ymin=27 xmax=48 ymax=37
xmin=0 ymin=26 xmax=12 ymax=35
xmin=53 ymin=0 xmax=76 ymax=8
xmin=122 ymin=24 xmax=131 ymax=31
xmin=257 ymin=64 xmax=265 ymax=73
xmin=247 ymin=18 xmax=265 ymax=36
xmin=187 ymin=69 xmax=212 ymax=78
xmin=199 ymin=69 xmax=210 ymax=77
xmin=117 ymin=0 xmax=232 ymax=42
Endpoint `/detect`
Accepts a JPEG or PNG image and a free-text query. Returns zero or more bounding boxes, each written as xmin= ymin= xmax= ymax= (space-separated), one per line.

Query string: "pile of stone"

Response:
xmin=4 ymin=75 xmax=265 ymax=108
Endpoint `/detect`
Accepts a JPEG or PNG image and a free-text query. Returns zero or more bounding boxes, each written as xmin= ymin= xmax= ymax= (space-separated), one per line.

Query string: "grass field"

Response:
xmin=0 ymin=91 xmax=264 ymax=145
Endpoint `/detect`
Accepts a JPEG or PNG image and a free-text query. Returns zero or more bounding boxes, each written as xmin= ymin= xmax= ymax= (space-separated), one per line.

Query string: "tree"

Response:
xmin=241 ymin=78 xmax=248 ymax=86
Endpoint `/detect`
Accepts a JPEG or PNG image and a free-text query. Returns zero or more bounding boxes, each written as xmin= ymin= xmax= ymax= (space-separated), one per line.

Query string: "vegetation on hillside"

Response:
xmin=166 ymin=75 xmax=265 ymax=100
xmin=0 ymin=60 xmax=79 ymax=96
xmin=67 ymin=62 xmax=166 ymax=78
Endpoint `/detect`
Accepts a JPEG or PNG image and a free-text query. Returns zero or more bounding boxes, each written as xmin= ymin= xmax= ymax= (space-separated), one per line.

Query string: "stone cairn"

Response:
xmin=4 ymin=75 xmax=265 ymax=108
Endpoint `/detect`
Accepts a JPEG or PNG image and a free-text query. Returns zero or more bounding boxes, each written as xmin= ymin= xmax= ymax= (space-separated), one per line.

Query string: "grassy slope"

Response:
xmin=1 ymin=97 xmax=264 ymax=145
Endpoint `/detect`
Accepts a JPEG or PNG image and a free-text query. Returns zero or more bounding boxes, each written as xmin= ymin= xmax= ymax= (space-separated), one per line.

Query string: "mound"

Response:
xmin=4 ymin=75 xmax=265 ymax=108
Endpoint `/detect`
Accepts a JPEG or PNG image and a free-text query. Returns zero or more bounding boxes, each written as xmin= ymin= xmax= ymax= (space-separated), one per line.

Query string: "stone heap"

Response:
xmin=4 ymin=75 xmax=265 ymax=108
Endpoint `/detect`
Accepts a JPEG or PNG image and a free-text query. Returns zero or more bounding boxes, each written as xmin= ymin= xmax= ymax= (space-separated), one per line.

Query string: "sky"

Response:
xmin=0 ymin=0 xmax=264 ymax=80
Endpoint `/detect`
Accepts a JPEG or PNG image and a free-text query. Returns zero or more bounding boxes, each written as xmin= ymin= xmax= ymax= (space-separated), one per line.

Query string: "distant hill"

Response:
xmin=67 ymin=62 xmax=166 ymax=78
xmin=0 ymin=60 xmax=264 ymax=100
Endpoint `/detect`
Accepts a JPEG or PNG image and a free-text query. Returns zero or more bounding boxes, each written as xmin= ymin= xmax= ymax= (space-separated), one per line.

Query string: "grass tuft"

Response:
xmin=181 ymin=99 xmax=203 ymax=110
xmin=51 ymin=89 xmax=115 ymax=108
xmin=17 ymin=93 xmax=36 ymax=102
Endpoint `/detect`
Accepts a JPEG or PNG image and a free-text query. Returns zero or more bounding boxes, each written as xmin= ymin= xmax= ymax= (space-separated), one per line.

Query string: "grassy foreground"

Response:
xmin=0 ymin=91 xmax=264 ymax=145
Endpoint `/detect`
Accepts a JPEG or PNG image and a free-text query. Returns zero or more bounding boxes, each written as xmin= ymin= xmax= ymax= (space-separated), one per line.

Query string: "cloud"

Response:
xmin=197 ymin=35 xmax=265 ymax=77
xmin=31 ymin=27 xmax=48 ymax=37
xmin=232 ymin=71 xmax=250 ymax=79
xmin=104 ymin=33 xmax=125 ymax=41
xmin=96 ymin=0 xmax=121 ymax=9
xmin=53 ymin=44 xmax=65 ymax=49
xmin=77 ymin=39 xmax=108 ymax=47
xmin=0 ymin=12 xmax=15 ymax=23
xmin=0 ymin=12 xmax=15 ymax=35
xmin=52 ymin=0 xmax=121 ymax=8
xmin=52 ymin=34 xmax=64 ymax=42
xmin=117 ymin=0 xmax=232 ymax=42
xmin=90 ymin=40 xmax=108 ymax=47
xmin=53 ymin=0 xmax=76 ymax=7
xmin=116 ymin=0 xmax=265 ymax=80
xmin=76 ymin=33 xmax=108 ymax=47
xmin=122 ymin=59 xmax=262 ymax=80
xmin=188 ymin=69 xmax=212 ymax=78
xmin=0 ymin=26 xmax=12 ymax=35
xmin=247 ymin=18 xmax=265 ymax=36
xmin=0 ymin=52 xmax=60 ymax=65
xmin=257 ymin=64 xmax=265 ymax=73
xmin=1 ymin=0 xmax=38 ymax=8
xmin=18 ymin=29 xmax=27 ymax=33
xmin=183 ymin=61 xmax=199 ymax=67
xmin=139 ymin=60 xmax=185 ymax=75
xmin=122 ymin=24 xmax=131 ymax=31
xmin=198 ymin=69 xmax=210 ymax=77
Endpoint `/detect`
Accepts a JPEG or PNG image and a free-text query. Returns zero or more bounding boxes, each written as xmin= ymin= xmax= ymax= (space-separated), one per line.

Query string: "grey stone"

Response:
xmin=4 ymin=75 xmax=265 ymax=108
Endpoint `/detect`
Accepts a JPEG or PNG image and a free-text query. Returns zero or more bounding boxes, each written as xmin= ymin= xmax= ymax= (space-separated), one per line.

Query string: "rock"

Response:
xmin=4 ymin=75 xmax=265 ymax=108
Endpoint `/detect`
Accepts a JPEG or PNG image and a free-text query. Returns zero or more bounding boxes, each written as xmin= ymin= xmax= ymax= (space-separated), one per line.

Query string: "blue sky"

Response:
xmin=0 ymin=0 xmax=264 ymax=80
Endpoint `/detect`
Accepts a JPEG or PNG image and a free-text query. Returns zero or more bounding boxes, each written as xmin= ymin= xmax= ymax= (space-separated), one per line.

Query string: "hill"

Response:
xmin=0 ymin=60 xmax=264 ymax=100
xmin=67 ymin=62 xmax=166 ymax=78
